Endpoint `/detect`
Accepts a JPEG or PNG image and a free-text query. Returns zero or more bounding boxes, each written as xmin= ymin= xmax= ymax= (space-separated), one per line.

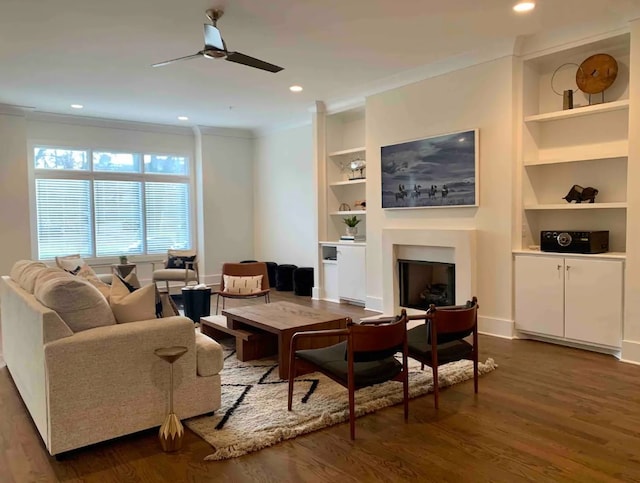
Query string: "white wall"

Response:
xmin=365 ymin=56 xmax=515 ymax=333
xmin=0 ymin=113 xmax=31 ymax=275
xmin=200 ymin=128 xmax=256 ymax=284
xmin=254 ymin=124 xmax=316 ymax=267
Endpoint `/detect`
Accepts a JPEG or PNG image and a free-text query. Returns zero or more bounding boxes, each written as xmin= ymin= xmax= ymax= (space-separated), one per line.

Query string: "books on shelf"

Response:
xmin=340 ymin=235 xmax=365 ymax=242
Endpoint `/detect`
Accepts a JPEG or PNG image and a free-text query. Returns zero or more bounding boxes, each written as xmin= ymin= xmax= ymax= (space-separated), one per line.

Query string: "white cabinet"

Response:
xmin=515 ymin=254 xmax=623 ymax=348
xmin=337 ymin=244 xmax=366 ymax=304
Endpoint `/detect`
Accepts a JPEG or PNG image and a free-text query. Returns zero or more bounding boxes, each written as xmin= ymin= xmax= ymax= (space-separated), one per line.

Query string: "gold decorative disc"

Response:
xmin=576 ymin=53 xmax=618 ymax=95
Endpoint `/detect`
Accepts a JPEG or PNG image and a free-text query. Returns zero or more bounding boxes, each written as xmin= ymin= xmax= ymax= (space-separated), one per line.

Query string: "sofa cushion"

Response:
xmin=223 ymin=275 xmax=263 ymax=294
xmin=35 ymin=277 xmax=116 ymax=332
xmin=10 ymin=259 xmax=32 ymax=283
xmin=109 ymin=275 xmax=156 ymax=323
xmin=33 ymin=267 xmax=73 ymax=293
xmin=195 ymin=329 xmax=224 ymax=376
xmin=17 ymin=261 xmax=48 ymax=293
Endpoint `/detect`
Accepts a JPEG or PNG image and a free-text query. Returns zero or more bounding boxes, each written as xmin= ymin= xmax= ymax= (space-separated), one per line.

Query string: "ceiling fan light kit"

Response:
xmin=152 ymin=9 xmax=284 ymax=73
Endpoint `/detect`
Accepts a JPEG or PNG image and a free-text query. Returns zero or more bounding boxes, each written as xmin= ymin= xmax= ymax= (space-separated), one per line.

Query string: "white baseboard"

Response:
xmin=478 ymin=316 xmax=514 ymax=339
xmin=365 ymin=296 xmax=383 ymax=313
xmin=312 ymin=287 xmax=321 ymax=300
xmin=517 ymin=331 xmax=621 ymax=357
xmin=621 ymin=340 xmax=640 ymax=365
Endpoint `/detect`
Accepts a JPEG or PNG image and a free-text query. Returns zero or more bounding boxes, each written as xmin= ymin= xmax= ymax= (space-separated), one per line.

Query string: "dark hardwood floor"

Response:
xmin=2 ymin=291 xmax=640 ymax=482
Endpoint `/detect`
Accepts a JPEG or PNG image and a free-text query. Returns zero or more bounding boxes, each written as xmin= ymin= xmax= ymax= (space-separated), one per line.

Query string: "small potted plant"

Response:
xmin=342 ymin=215 xmax=361 ymax=236
xmin=119 ymin=255 xmax=128 ymax=265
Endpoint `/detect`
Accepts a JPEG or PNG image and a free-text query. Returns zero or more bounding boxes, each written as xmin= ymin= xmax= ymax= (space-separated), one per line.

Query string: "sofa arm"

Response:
xmin=43 ymin=316 xmax=199 ymax=452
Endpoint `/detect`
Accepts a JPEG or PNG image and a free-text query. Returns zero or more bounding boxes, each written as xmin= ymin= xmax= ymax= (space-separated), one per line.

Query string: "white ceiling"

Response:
xmin=1 ymin=0 xmax=639 ymax=131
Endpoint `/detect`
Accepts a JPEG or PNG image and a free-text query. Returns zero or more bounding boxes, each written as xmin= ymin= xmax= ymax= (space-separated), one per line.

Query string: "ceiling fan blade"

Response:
xmin=152 ymin=52 xmax=202 ymax=68
xmin=225 ymin=51 xmax=284 ymax=73
xmin=204 ymin=24 xmax=224 ymax=50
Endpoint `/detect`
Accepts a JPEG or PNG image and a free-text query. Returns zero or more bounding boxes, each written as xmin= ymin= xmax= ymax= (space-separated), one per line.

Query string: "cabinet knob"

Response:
xmin=557 ymin=264 xmax=562 ymax=270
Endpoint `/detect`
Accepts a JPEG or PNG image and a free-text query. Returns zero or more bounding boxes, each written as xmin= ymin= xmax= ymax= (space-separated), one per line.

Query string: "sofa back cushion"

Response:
xmin=33 ymin=267 xmax=73 ymax=293
xmin=11 ymin=260 xmax=48 ymax=293
xmin=35 ymin=277 xmax=116 ymax=332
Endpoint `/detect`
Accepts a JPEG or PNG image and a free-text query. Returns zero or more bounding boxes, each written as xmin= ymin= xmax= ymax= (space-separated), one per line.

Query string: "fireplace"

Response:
xmin=398 ymin=259 xmax=455 ymax=310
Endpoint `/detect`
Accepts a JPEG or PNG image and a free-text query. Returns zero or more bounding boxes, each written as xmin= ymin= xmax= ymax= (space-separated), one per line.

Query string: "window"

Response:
xmin=33 ymin=147 xmax=192 ymax=260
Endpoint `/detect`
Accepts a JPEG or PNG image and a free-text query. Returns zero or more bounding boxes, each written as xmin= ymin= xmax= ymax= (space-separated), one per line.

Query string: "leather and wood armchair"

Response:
xmin=215 ymin=262 xmax=271 ymax=314
xmin=406 ymin=297 xmax=479 ymax=409
xmin=288 ymin=311 xmax=409 ymax=440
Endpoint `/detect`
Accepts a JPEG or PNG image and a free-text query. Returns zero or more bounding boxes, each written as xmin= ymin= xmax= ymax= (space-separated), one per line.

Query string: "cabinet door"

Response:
xmin=337 ymin=245 xmax=366 ymax=303
xmin=515 ymin=255 xmax=564 ymax=337
xmin=564 ymin=258 xmax=623 ymax=347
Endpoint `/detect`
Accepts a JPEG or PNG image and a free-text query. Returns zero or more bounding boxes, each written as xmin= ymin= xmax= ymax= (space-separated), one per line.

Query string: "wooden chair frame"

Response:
xmin=214 ymin=262 xmax=271 ymax=314
xmin=407 ymin=297 xmax=479 ymax=409
xmin=288 ymin=312 xmax=409 ymax=440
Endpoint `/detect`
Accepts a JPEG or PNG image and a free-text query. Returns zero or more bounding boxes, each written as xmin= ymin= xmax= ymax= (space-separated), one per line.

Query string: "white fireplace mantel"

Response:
xmin=381 ymin=228 xmax=477 ymax=315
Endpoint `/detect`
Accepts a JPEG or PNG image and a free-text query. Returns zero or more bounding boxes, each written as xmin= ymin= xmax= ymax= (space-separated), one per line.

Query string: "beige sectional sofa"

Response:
xmin=0 ymin=261 xmax=223 ymax=455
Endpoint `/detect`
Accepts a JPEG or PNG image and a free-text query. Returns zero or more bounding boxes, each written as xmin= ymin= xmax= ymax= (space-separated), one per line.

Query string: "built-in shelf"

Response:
xmin=513 ymin=249 xmax=626 ymax=260
xmin=319 ymin=240 xmax=367 ymax=247
xmin=524 ymin=99 xmax=630 ymax=123
xmin=328 ymin=147 xmax=366 ymax=157
xmin=524 ymin=153 xmax=628 ymax=167
xmin=329 ymin=179 xmax=366 ymax=187
xmin=330 ymin=210 xmax=366 ymax=215
xmin=524 ymin=202 xmax=627 ymax=210
xmin=322 ymin=259 xmax=338 ymax=265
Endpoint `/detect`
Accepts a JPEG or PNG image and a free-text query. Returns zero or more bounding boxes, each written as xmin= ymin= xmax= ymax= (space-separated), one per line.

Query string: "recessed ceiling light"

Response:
xmin=70 ymin=104 xmax=84 ymax=109
xmin=513 ymin=2 xmax=535 ymax=12
xmin=177 ymin=116 xmax=189 ymax=121
xmin=289 ymin=85 xmax=303 ymax=93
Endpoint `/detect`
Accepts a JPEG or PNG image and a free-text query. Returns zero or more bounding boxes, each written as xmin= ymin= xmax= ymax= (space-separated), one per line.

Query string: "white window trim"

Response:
xmin=28 ymin=141 xmax=196 ymax=263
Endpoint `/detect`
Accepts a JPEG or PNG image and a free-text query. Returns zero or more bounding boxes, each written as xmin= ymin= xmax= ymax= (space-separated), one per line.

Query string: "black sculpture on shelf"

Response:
xmin=563 ymin=184 xmax=599 ymax=203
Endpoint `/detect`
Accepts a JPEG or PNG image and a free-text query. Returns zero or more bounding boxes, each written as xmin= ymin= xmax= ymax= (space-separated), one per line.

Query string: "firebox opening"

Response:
xmin=398 ymin=259 xmax=455 ymax=310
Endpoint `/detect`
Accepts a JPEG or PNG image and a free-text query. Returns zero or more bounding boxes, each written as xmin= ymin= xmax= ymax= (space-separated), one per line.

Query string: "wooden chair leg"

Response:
xmin=348 ymin=383 xmax=356 ymax=440
xmin=403 ymin=360 xmax=409 ymax=420
xmin=432 ymin=366 xmax=439 ymax=409
xmin=473 ymin=353 xmax=479 ymax=394
xmin=288 ymin=352 xmax=297 ymax=411
xmin=215 ymin=294 xmax=220 ymax=315
xmin=165 ymin=281 xmax=169 ymax=294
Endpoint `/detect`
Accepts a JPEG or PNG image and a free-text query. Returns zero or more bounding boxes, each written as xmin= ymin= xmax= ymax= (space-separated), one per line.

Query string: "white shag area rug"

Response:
xmin=185 ymin=348 xmax=497 ymax=461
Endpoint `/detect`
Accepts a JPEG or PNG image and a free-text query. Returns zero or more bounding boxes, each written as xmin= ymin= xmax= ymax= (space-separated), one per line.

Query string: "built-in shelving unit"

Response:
xmin=315 ymin=106 xmax=367 ymax=305
xmin=519 ymin=32 xmax=630 ymax=255
xmin=514 ymin=31 xmax=632 ymax=353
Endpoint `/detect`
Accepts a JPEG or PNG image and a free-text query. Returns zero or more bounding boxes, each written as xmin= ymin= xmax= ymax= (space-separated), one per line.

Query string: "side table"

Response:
xmin=154 ymin=346 xmax=188 ymax=452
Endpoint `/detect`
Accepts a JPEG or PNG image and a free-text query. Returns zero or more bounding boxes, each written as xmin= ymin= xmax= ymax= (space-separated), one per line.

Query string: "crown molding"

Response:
xmin=196 ymin=125 xmax=255 ymax=139
xmin=26 ymin=111 xmax=194 ymax=136
xmin=0 ymin=103 xmax=35 ymax=117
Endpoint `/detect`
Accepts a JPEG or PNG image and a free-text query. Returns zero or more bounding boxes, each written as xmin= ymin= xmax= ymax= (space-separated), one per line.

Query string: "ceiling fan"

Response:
xmin=152 ymin=9 xmax=284 ymax=73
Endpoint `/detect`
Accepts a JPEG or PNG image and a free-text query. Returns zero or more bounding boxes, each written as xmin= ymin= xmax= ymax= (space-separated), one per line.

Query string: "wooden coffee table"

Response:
xmin=200 ymin=301 xmax=348 ymax=379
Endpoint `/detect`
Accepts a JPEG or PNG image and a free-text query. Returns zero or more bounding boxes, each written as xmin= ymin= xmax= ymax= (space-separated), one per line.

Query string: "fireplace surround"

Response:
xmin=381 ymin=228 xmax=476 ymax=315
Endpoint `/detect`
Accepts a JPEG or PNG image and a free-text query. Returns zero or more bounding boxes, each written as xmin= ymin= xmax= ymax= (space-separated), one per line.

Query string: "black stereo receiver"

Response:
xmin=540 ymin=230 xmax=609 ymax=254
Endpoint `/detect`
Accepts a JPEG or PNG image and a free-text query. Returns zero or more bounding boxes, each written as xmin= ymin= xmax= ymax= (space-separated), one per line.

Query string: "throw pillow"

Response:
xmin=166 ymin=254 xmax=196 ymax=269
xmin=223 ymin=275 xmax=263 ymax=294
xmin=55 ymin=254 xmax=85 ymax=274
xmin=109 ymin=275 xmax=157 ymax=323
xmin=76 ymin=264 xmax=111 ymax=299
xmin=35 ymin=277 xmax=116 ymax=332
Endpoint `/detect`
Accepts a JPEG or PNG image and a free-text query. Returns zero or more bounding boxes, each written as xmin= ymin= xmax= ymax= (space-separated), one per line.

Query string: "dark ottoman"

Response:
xmin=276 ymin=264 xmax=297 ymax=291
xmin=293 ymin=267 xmax=314 ymax=296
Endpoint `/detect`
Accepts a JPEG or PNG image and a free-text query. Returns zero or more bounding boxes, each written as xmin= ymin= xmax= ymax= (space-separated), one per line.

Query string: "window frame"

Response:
xmin=29 ymin=142 xmax=195 ymax=263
